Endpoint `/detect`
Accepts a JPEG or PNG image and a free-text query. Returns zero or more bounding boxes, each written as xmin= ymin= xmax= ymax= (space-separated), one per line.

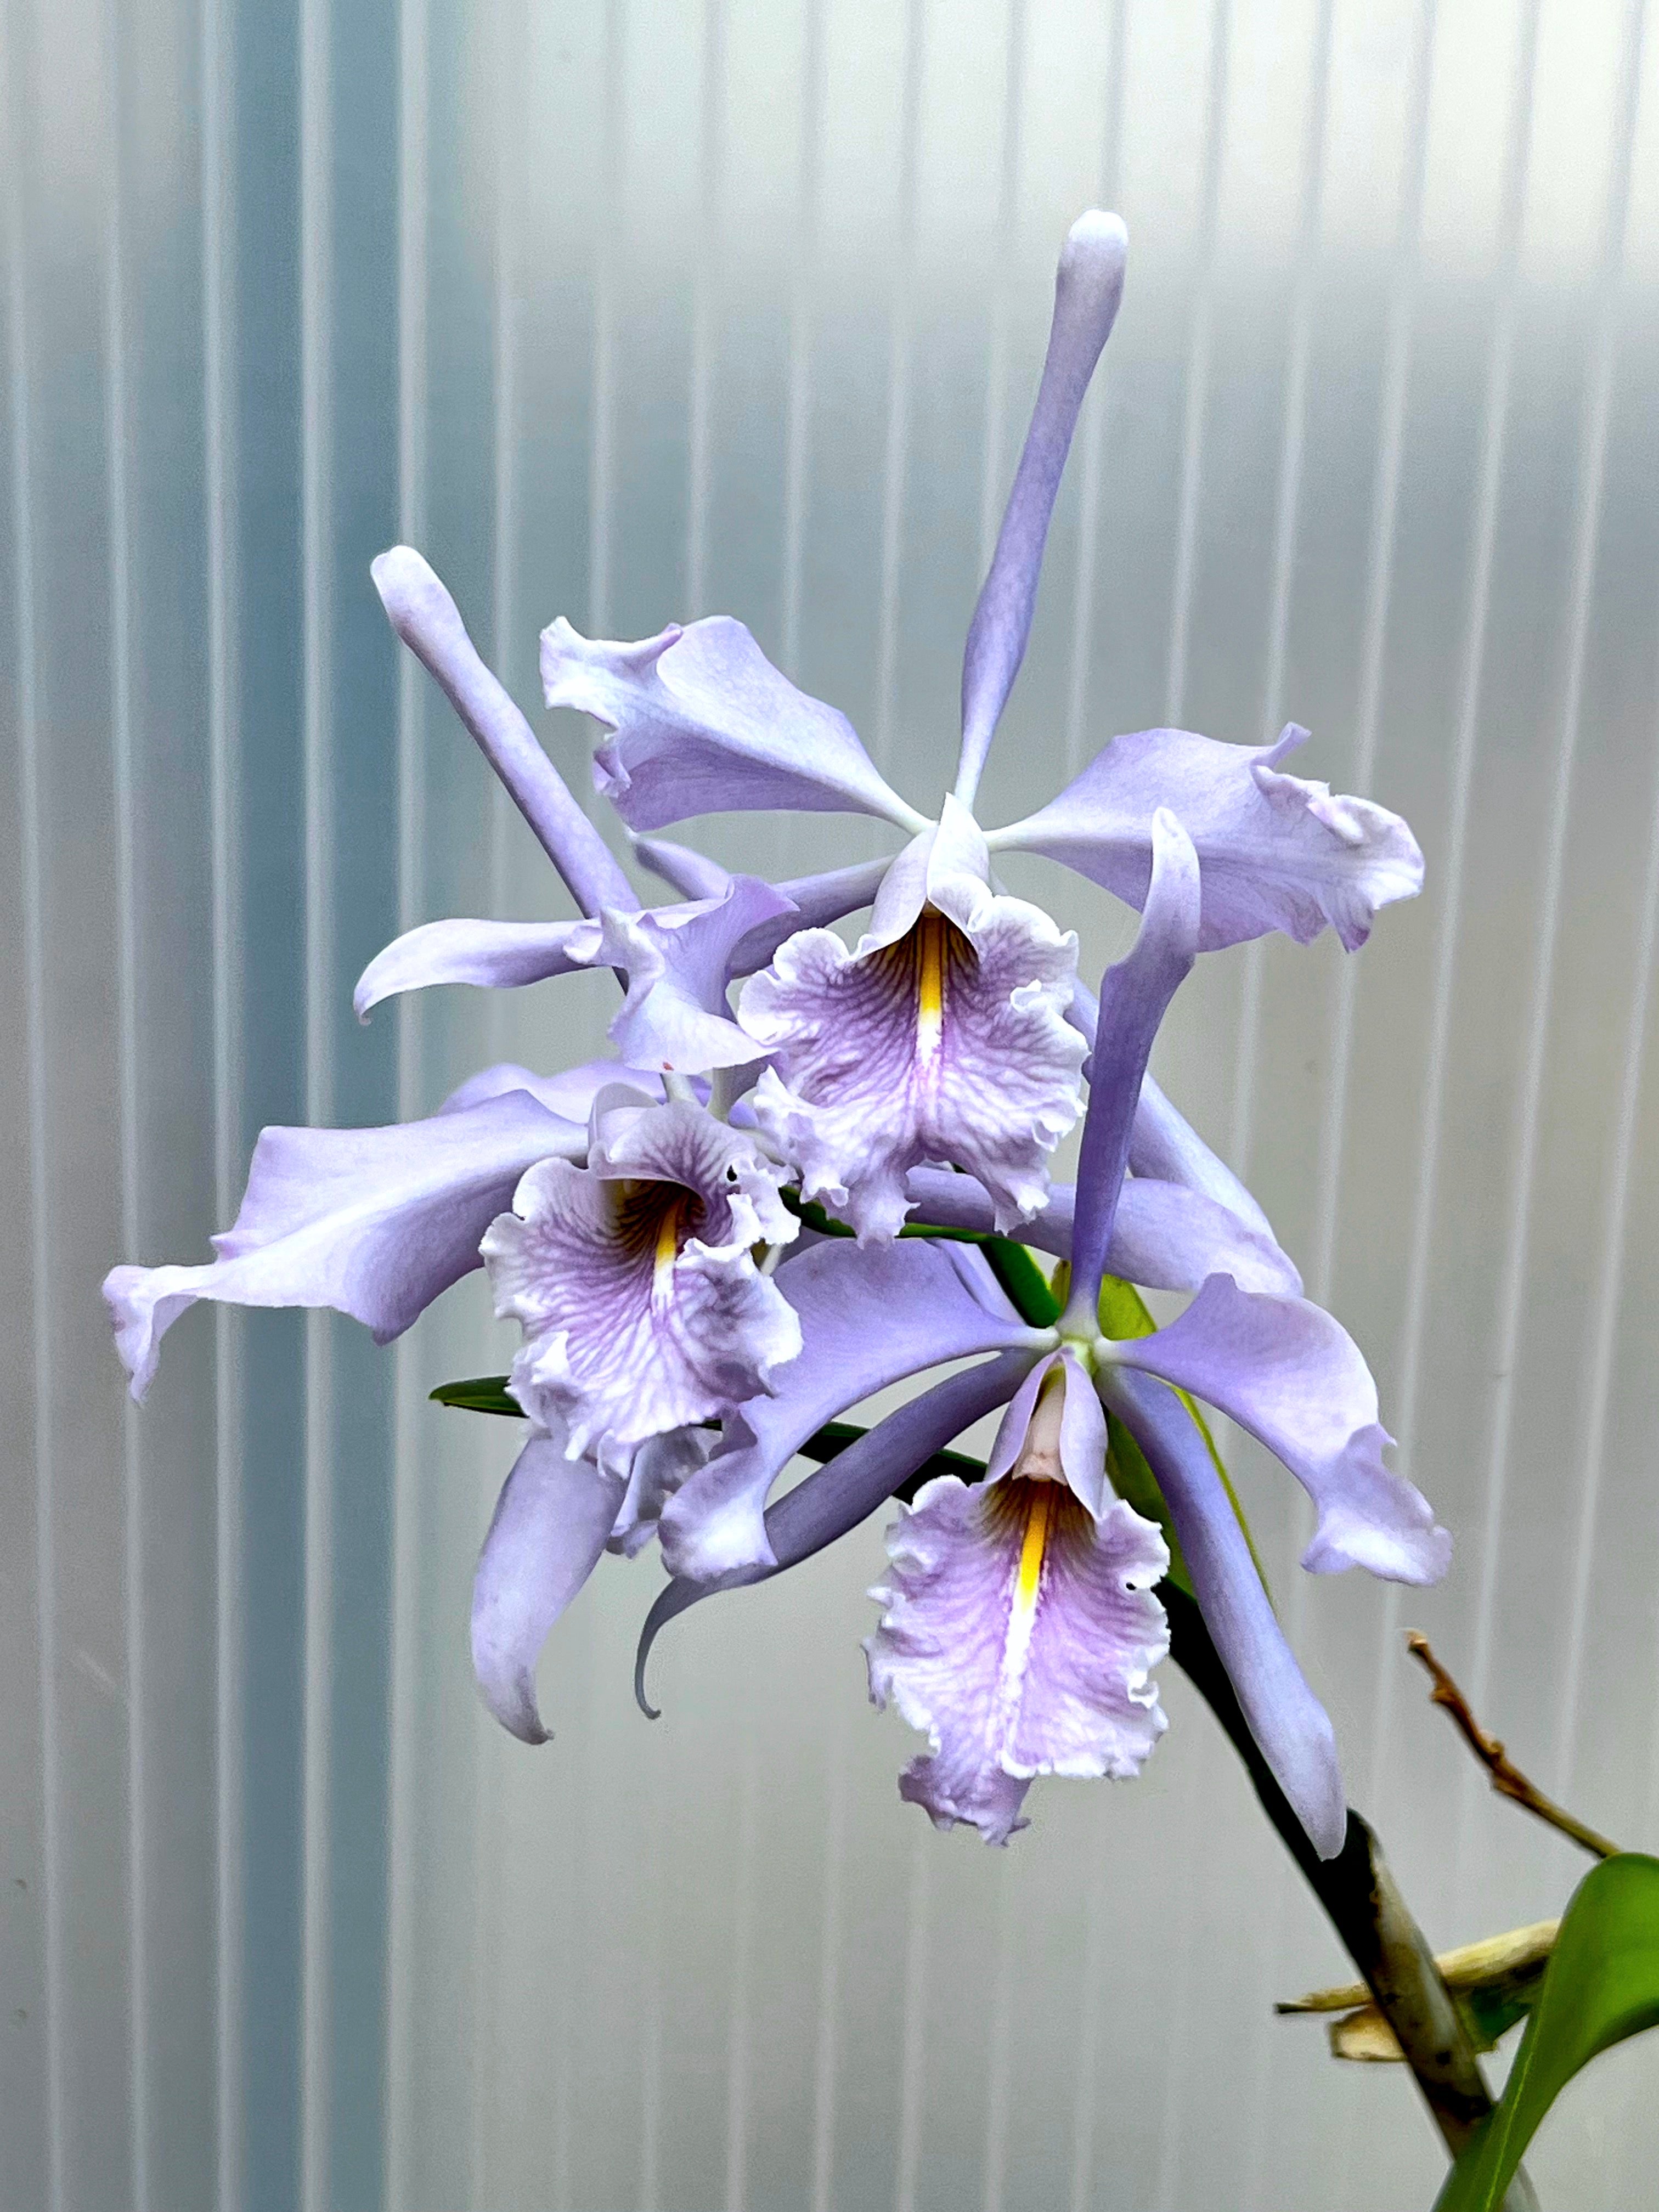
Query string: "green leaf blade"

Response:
xmin=429 ymin=1374 xmax=523 ymax=1418
xmin=1434 ymin=1853 xmax=1659 ymax=2212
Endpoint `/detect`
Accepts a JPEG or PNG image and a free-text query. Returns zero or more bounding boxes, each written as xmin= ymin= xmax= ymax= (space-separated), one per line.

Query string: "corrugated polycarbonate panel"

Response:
xmin=7 ymin=0 xmax=1659 ymax=2205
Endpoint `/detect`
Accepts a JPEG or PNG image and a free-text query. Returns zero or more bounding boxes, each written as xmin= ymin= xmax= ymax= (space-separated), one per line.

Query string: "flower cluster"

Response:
xmin=106 ymin=212 xmax=1444 ymax=1857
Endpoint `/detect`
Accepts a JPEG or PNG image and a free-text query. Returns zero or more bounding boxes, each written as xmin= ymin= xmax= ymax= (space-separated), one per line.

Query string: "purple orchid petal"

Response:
xmin=471 ymin=1429 xmax=627 ymax=1744
xmin=994 ymin=723 xmax=1424 ymax=952
xmin=373 ymin=546 xmax=634 ymax=917
xmin=741 ymin=799 xmax=1085 ymax=1240
xmin=104 ymin=1089 xmax=586 ymax=1401
xmin=900 ymin=1166 xmax=1300 ymax=1297
xmin=541 ymin=612 xmax=928 ymax=834
xmin=632 ymin=839 xmax=895 ymax=977
xmin=592 ymin=876 xmax=798 ymax=1074
xmin=984 ymin=1349 xmax=1108 ymax=1516
xmin=633 ymin=1352 xmax=1032 ymax=1715
xmin=1111 ymin=1275 xmax=1451 ymax=1584
xmin=1074 ymin=974 xmax=1289 ymax=1259
xmin=438 ymin=1060 xmax=662 ymax=1120
xmin=1065 ymin=810 xmax=1200 ymax=1324
xmin=956 ymin=211 xmax=1128 ymax=810
xmin=482 ymin=1098 xmax=800 ymax=1471
xmin=658 ymin=1237 xmax=1051 ymax=1580
xmin=608 ymin=1425 xmax=717 ymax=1559
xmin=354 ymin=916 xmax=594 ymax=1020
xmin=1098 ymin=1364 xmax=1346 ymax=1859
xmin=631 ymin=834 xmax=734 ymax=902
xmin=866 ymin=1472 xmax=1167 ymax=1846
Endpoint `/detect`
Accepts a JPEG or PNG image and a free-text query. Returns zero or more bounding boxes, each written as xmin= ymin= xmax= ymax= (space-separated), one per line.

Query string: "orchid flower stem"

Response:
xmin=661 ymin=1072 xmax=697 ymax=1105
xmin=1166 ymin=1588 xmax=1538 ymax=2207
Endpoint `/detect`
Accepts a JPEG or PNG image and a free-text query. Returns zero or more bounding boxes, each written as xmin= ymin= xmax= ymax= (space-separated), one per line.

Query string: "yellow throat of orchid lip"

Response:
xmin=1015 ymin=1479 xmax=1055 ymax=1610
xmin=652 ymin=1202 xmax=682 ymax=1293
xmin=916 ymin=910 xmax=947 ymax=1058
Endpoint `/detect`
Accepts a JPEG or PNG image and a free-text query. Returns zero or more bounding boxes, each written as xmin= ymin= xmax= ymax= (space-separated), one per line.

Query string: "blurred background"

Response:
xmin=5 ymin=0 xmax=1659 ymax=2204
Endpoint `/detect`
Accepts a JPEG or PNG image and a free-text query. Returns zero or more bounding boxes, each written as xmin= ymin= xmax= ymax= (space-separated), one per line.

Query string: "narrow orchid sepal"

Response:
xmin=104 ymin=1088 xmax=586 ymax=1400
xmin=633 ymin=1352 xmax=1032 ymax=1715
xmin=992 ymin=723 xmax=1424 ymax=952
xmin=471 ymin=1429 xmax=626 ymax=1743
xmin=541 ymin=612 xmax=929 ymax=834
xmin=354 ymin=916 xmax=592 ymax=1020
xmin=1111 ymin=1274 xmax=1451 ymax=1584
xmin=1099 ymin=1364 xmax=1347 ymax=1859
xmin=1064 ymin=809 xmax=1201 ymax=1327
xmin=371 ymin=546 xmax=634 ymax=916
xmin=955 ymin=211 xmax=1128 ymax=810
xmin=900 ymin=1165 xmax=1302 ymax=1297
xmin=658 ymin=1237 xmax=1051 ymax=1581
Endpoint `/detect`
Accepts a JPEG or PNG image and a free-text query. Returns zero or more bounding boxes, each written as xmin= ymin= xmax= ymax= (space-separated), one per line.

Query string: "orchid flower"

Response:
xmin=644 ymin=812 xmax=1448 ymax=1858
xmin=543 ymin=212 xmax=1421 ymax=1240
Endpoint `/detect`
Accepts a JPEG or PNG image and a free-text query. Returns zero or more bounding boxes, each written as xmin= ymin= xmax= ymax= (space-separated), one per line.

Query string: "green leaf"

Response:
xmin=1434 ymin=1854 xmax=1659 ymax=2212
xmin=429 ymin=1374 xmax=522 ymax=1418
xmin=796 ymin=1419 xmax=988 ymax=1504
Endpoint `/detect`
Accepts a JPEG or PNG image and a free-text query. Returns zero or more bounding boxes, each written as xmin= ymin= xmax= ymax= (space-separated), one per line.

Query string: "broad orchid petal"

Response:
xmin=994 ymin=723 xmax=1424 ymax=952
xmin=608 ymin=1425 xmax=717 ymax=1559
xmin=956 ymin=212 xmax=1128 ymax=809
xmin=105 ymin=1090 xmax=585 ymax=1400
xmin=634 ymin=838 xmax=894 ymax=975
xmin=541 ymin=612 xmax=927 ymax=833
xmin=866 ymin=1475 xmax=1168 ymax=1844
xmin=373 ymin=546 xmax=634 ymax=916
xmin=632 ymin=834 xmax=734 ymax=902
xmin=658 ymin=1238 xmax=1050 ymax=1581
xmin=1111 ymin=1275 xmax=1451 ymax=1584
xmin=471 ymin=1429 xmax=626 ymax=1744
xmin=482 ymin=1100 xmax=799 ymax=1470
xmin=742 ymin=802 xmax=1085 ymax=1240
xmin=1098 ymin=1365 xmax=1347 ymax=1859
xmin=1066 ymin=810 xmax=1200 ymax=1320
xmin=984 ymin=1350 xmax=1108 ymax=1515
xmin=354 ymin=916 xmax=593 ymax=1020
xmin=899 ymin=1166 xmax=1300 ymax=1297
xmin=633 ymin=1352 xmax=1033 ymax=1713
xmin=594 ymin=876 xmax=798 ymax=1074
xmin=438 ymin=1059 xmax=662 ymax=1120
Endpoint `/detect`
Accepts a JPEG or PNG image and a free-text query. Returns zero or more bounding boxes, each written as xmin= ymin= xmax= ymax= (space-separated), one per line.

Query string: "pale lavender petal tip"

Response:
xmin=471 ymin=1431 xmax=627 ymax=1742
xmin=371 ymin=545 xmax=633 ymax=917
xmin=541 ymin=611 xmax=924 ymax=833
xmin=354 ymin=915 xmax=594 ymax=1020
xmin=955 ymin=210 xmax=1129 ymax=808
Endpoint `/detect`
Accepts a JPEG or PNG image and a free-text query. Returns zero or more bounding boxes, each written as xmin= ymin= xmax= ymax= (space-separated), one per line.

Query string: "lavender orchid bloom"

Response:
xmin=482 ymin=1086 xmax=802 ymax=1473
xmin=541 ymin=210 xmax=1419 ymax=1239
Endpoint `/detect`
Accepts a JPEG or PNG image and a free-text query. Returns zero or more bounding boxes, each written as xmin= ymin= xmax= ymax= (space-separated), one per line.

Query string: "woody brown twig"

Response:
xmin=1406 ymin=1633 xmax=1620 ymax=1862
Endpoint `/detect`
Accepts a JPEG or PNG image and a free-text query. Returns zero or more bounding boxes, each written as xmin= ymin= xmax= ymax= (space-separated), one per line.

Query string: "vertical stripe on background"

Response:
xmin=297 ymin=0 xmax=334 ymax=2197
xmin=807 ymin=1696 xmax=849 ymax=2212
xmin=973 ymin=0 xmax=1027 ymax=585
xmin=891 ymin=1822 xmax=931 ymax=2212
xmin=1227 ymin=0 xmax=1335 ymax=1190
xmin=4 ymin=4 xmax=66 ymax=2202
xmin=588 ymin=0 xmax=624 ymax=640
xmin=778 ymin=0 xmax=823 ymax=683
xmin=685 ymin=0 xmax=725 ymax=620
xmin=1463 ymin=0 xmax=1646 ymax=1775
xmin=872 ymin=0 xmax=924 ymax=770
xmin=100 ymin=0 xmax=148 ymax=2202
xmin=1162 ymin=0 xmax=1231 ymax=736
xmin=200 ymin=0 xmax=246 ymax=2189
xmin=383 ymin=0 xmax=427 ymax=2198
xmin=1373 ymin=0 xmax=1542 ymax=1841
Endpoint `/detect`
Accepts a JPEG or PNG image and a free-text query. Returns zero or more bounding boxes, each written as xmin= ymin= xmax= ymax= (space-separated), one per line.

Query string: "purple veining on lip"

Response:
xmin=866 ymin=1465 xmax=1169 ymax=1846
xmin=741 ymin=799 xmax=1085 ymax=1240
xmin=483 ymin=1093 xmax=800 ymax=1471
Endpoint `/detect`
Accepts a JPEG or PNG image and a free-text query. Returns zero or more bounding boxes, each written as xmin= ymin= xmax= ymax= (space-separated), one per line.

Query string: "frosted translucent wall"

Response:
xmin=5 ymin=0 xmax=1659 ymax=2205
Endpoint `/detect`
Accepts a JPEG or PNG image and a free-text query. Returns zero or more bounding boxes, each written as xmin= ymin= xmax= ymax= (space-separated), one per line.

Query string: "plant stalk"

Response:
xmin=1164 ymin=1587 xmax=1539 ymax=2210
